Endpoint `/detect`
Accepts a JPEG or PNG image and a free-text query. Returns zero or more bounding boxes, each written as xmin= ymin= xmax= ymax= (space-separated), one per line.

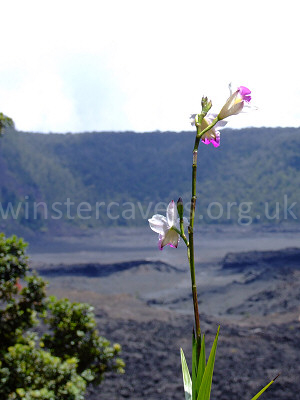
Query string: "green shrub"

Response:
xmin=43 ymin=297 xmax=125 ymax=385
xmin=0 ymin=341 xmax=86 ymax=400
xmin=0 ymin=233 xmax=124 ymax=398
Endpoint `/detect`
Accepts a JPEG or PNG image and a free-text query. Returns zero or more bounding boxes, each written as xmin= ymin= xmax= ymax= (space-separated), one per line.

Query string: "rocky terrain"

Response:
xmin=223 ymin=248 xmax=300 ymax=271
xmin=32 ymin=244 xmax=300 ymax=400
xmin=87 ymin=314 xmax=299 ymax=400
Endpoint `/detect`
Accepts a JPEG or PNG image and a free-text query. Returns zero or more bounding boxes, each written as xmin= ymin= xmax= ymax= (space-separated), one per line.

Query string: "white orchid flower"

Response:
xmin=148 ymin=201 xmax=188 ymax=250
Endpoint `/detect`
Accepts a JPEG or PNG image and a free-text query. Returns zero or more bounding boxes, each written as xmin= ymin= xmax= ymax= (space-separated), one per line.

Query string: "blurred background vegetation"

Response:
xmin=0 ymin=127 xmax=299 ymax=234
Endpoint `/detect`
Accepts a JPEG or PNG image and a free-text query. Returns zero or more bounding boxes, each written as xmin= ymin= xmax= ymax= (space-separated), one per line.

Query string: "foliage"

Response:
xmin=0 ymin=234 xmax=124 ymax=398
xmin=181 ymin=328 xmax=277 ymax=400
xmin=42 ymin=297 xmax=125 ymax=385
xmin=0 ymin=341 xmax=86 ymax=400
xmin=0 ymin=234 xmax=46 ymax=350
xmin=0 ymin=112 xmax=14 ymax=136
xmin=0 ymin=233 xmax=28 ymax=300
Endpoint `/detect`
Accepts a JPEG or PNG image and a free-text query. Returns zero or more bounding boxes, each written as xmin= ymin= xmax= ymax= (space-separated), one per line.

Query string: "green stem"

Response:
xmin=188 ymin=132 xmax=201 ymax=341
xmin=188 ymin=113 xmax=221 ymax=341
xmin=180 ymin=221 xmax=188 ymax=246
xmin=188 ymin=224 xmax=200 ymax=339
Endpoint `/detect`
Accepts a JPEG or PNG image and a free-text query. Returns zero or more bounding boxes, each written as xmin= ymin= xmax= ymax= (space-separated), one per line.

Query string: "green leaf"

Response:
xmin=16 ymin=388 xmax=25 ymax=397
xmin=192 ymin=334 xmax=197 ymax=400
xmin=181 ymin=348 xmax=192 ymax=400
xmin=196 ymin=334 xmax=206 ymax=392
xmin=197 ymin=326 xmax=220 ymax=400
xmin=250 ymin=375 xmax=279 ymax=400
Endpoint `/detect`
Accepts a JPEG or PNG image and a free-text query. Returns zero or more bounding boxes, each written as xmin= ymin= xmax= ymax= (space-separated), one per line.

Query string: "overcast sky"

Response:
xmin=0 ymin=0 xmax=299 ymax=133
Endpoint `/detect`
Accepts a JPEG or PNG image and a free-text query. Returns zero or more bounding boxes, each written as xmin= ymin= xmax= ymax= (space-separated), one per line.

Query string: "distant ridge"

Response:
xmin=34 ymin=259 xmax=182 ymax=277
xmin=222 ymin=247 xmax=300 ymax=270
xmin=1 ymin=127 xmax=300 ymax=234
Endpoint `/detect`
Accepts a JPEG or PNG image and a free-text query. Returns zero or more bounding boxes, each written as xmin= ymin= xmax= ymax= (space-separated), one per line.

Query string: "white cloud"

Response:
xmin=0 ymin=0 xmax=299 ymax=132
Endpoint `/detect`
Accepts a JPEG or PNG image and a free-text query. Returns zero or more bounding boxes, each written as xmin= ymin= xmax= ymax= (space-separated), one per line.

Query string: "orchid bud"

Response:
xmin=177 ymin=197 xmax=184 ymax=219
xmin=201 ymin=96 xmax=212 ymax=114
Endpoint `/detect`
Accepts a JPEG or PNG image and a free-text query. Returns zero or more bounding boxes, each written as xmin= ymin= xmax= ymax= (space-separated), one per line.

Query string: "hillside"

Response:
xmin=0 ymin=127 xmax=299 ymax=234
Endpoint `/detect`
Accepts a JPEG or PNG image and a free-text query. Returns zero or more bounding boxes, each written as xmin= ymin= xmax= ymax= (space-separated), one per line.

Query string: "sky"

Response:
xmin=0 ymin=0 xmax=299 ymax=133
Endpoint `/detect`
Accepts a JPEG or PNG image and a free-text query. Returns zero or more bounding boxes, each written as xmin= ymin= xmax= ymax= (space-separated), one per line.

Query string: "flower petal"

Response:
xmin=215 ymin=119 xmax=227 ymax=129
xmin=201 ymin=117 xmax=216 ymax=137
xmin=190 ymin=114 xmax=197 ymax=124
xmin=201 ymin=133 xmax=220 ymax=147
xmin=160 ymin=228 xmax=179 ymax=249
xmin=228 ymin=101 xmax=244 ymax=116
xmin=205 ymin=113 xmax=227 ymax=129
xmin=148 ymin=215 xmax=168 ymax=234
xmin=211 ymin=134 xmax=220 ymax=147
xmin=200 ymin=116 xmax=221 ymax=146
xmin=166 ymin=200 xmax=177 ymax=227
xmin=238 ymin=86 xmax=251 ymax=102
xmin=158 ymin=234 xmax=164 ymax=251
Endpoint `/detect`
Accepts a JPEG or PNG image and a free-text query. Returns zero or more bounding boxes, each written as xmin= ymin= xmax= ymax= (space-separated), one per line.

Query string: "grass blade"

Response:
xmin=197 ymin=326 xmax=220 ymax=400
xmin=250 ymin=374 xmax=280 ymax=400
xmin=192 ymin=334 xmax=197 ymax=400
xmin=196 ymin=334 xmax=206 ymax=391
xmin=181 ymin=348 xmax=192 ymax=400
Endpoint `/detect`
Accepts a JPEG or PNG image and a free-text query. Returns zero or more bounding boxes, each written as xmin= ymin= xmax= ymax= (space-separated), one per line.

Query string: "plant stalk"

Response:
xmin=188 ymin=114 xmax=219 ymax=341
